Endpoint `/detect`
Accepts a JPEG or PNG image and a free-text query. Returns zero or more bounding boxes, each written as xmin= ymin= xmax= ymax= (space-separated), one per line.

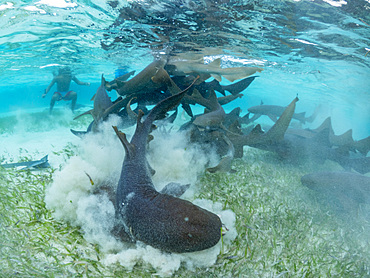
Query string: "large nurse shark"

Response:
xmin=112 ymin=84 xmax=222 ymax=253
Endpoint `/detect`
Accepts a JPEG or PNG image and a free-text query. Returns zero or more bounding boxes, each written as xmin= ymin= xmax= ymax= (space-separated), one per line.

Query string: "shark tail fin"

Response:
xmin=221 ymin=76 xmax=257 ymax=95
xmin=70 ymin=129 xmax=87 ymax=138
xmin=40 ymin=155 xmax=48 ymax=162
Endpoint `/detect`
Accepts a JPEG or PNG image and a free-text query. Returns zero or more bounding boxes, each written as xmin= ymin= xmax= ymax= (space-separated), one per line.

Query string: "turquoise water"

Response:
xmin=1 ymin=1 xmax=370 ymax=277
xmin=0 ymin=0 xmax=369 ymax=137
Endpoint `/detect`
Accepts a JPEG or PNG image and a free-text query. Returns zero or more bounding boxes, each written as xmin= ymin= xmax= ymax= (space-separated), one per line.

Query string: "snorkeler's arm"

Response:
xmin=43 ymin=78 xmax=56 ymax=97
xmin=72 ymin=76 xmax=90 ymax=86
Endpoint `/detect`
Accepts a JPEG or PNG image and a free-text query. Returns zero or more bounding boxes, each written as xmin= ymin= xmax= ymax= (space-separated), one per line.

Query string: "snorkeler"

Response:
xmin=42 ymin=67 xmax=90 ymax=114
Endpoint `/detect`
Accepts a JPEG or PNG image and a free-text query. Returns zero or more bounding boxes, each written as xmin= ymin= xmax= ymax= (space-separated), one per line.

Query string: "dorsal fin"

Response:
xmin=312 ymin=127 xmax=331 ymax=147
xmin=228 ymin=107 xmax=241 ymax=117
xmin=101 ymin=74 xmax=106 ymax=86
xmin=207 ymin=89 xmax=220 ymax=111
xmin=228 ymin=120 xmax=242 ymax=135
xmin=331 ymin=129 xmax=353 ymax=146
xmin=126 ymin=97 xmax=138 ymax=120
xmin=209 ymin=58 xmax=221 ymax=68
xmin=250 ymin=124 xmax=264 ymax=135
xmin=313 ymin=117 xmax=332 ymax=133
xmin=112 ymin=126 xmax=135 ymax=159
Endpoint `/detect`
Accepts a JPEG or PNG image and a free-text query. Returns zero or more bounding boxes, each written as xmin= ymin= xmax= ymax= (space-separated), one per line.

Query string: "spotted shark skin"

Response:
xmin=113 ymin=83 xmax=222 ymax=253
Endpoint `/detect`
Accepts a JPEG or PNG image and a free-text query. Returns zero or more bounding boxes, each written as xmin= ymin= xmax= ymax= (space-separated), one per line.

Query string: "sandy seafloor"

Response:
xmin=0 ymin=104 xmax=369 ymax=277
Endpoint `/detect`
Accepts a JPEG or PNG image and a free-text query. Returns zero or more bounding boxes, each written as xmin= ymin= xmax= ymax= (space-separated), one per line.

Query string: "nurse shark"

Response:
xmin=112 ymin=83 xmax=222 ymax=253
xmin=301 ymin=171 xmax=370 ymax=212
xmin=1 ymin=155 xmax=50 ymax=170
xmin=247 ymin=101 xmax=319 ymax=124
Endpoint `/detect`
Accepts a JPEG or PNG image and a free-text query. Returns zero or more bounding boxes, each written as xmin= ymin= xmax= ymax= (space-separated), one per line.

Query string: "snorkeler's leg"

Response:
xmin=64 ymin=91 xmax=77 ymax=112
xmin=50 ymin=93 xmax=60 ymax=114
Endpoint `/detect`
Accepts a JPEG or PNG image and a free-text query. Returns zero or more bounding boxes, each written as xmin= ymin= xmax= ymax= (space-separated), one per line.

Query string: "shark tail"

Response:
xmin=221 ymin=76 xmax=257 ymax=95
xmin=70 ymin=129 xmax=88 ymax=138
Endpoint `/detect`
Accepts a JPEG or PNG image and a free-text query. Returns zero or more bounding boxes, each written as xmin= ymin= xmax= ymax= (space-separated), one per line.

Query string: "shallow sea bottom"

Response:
xmin=0 ymin=109 xmax=369 ymax=277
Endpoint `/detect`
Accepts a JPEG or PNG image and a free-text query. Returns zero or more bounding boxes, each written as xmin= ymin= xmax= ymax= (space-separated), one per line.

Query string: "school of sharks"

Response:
xmin=4 ymin=51 xmax=367 ymax=254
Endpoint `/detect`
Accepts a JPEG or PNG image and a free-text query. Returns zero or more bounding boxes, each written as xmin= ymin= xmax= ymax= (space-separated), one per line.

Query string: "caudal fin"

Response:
xmin=222 ymin=76 xmax=257 ymax=95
